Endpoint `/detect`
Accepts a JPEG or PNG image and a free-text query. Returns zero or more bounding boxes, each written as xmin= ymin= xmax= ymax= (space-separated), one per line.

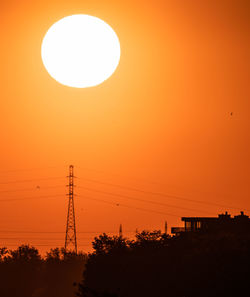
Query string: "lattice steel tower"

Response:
xmin=65 ymin=165 xmax=77 ymax=253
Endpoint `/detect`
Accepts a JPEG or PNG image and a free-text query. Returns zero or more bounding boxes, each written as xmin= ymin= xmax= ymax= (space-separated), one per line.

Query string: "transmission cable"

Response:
xmin=77 ymin=177 xmax=249 ymax=212
xmin=77 ymin=186 xmax=214 ymax=215
xmin=77 ymin=195 xmax=180 ymax=217
xmin=0 ymin=176 xmax=65 ymax=185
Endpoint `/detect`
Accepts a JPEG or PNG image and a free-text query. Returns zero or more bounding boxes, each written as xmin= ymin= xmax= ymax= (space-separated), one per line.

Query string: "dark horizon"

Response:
xmin=1 ymin=220 xmax=250 ymax=297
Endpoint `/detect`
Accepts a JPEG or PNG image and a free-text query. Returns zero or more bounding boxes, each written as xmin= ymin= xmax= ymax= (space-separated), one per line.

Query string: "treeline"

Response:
xmin=1 ymin=229 xmax=249 ymax=297
xmin=0 ymin=245 xmax=86 ymax=297
xmin=77 ymin=229 xmax=250 ymax=297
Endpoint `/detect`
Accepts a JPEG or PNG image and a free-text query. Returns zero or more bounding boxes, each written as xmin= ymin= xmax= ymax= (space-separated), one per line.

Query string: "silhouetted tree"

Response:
xmin=43 ymin=247 xmax=87 ymax=297
xmin=77 ymin=230 xmax=250 ymax=297
xmin=0 ymin=245 xmax=87 ymax=297
xmin=0 ymin=247 xmax=8 ymax=261
xmin=0 ymin=245 xmax=42 ymax=297
xmin=92 ymin=233 xmax=129 ymax=255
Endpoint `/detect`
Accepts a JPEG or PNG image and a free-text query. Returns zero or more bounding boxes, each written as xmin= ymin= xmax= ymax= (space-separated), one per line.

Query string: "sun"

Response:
xmin=41 ymin=15 xmax=121 ymax=88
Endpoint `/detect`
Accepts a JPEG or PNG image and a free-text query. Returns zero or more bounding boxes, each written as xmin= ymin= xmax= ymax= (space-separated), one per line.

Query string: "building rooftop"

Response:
xmin=171 ymin=211 xmax=250 ymax=235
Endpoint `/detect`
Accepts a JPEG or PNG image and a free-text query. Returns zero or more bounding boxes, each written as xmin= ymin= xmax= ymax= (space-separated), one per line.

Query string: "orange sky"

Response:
xmin=0 ymin=0 xmax=249 ymax=253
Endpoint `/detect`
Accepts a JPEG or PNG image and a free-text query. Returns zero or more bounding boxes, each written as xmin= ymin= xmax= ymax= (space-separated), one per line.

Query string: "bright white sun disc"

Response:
xmin=41 ymin=15 xmax=121 ymax=88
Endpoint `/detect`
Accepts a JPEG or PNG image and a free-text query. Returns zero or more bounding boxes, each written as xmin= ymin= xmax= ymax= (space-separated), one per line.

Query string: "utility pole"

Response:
xmin=119 ymin=224 xmax=123 ymax=237
xmin=164 ymin=221 xmax=168 ymax=234
xmin=65 ymin=165 xmax=77 ymax=253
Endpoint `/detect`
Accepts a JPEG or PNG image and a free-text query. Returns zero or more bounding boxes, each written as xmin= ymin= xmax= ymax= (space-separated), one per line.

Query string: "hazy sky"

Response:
xmin=0 ymin=0 xmax=249 ymax=253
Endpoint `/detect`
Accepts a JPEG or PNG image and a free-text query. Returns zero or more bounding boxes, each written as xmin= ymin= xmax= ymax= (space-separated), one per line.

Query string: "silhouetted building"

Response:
xmin=171 ymin=211 xmax=250 ymax=235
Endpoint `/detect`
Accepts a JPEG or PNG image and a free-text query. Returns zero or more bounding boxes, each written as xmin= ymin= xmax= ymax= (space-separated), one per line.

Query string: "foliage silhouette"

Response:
xmin=0 ymin=245 xmax=86 ymax=297
xmin=77 ymin=229 xmax=250 ymax=297
xmin=1 ymin=227 xmax=249 ymax=297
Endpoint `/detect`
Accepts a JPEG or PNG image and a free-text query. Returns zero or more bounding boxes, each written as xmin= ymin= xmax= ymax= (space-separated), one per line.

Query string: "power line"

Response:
xmin=0 ymin=166 xmax=64 ymax=174
xmin=0 ymin=166 xmax=247 ymax=212
xmin=78 ymin=195 xmax=180 ymax=217
xmin=0 ymin=194 xmax=63 ymax=202
xmin=0 ymin=176 xmax=65 ymax=185
xmin=75 ymin=166 xmax=160 ymax=186
xmin=0 ymin=185 xmax=65 ymax=194
xmin=0 ymin=171 xmax=246 ymax=212
xmin=0 ymin=230 xmax=135 ymax=234
xmin=0 ymin=190 xmax=183 ymax=217
xmin=1 ymin=244 xmax=90 ymax=247
xmin=0 ymin=237 xmax=97 ymax=241
xmin=77 ymin=186 xmax=214 ymax=215
xmin=78 ymin=177 xmax=249 ymax=212
xmin=0 ymin=190 xmax=222 ymax=217
xmin=0 ymin=182 xmax=245 ymax=217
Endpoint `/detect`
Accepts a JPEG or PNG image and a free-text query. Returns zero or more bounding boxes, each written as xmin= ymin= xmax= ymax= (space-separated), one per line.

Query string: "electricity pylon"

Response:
xmin=65 ymin=165 xmax=77 ymax=253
